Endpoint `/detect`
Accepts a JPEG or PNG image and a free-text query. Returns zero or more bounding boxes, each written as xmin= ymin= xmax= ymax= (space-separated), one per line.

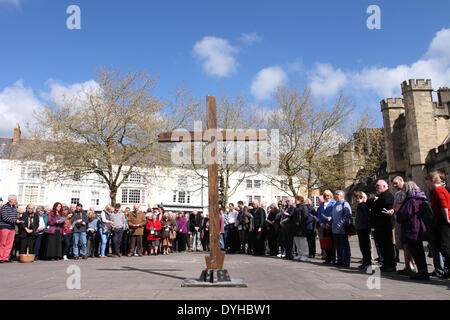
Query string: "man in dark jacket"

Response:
xmin=367 ymin=180 xmax=396 ymax=272
xmin=292 ymin=196 xmax=310 ymax=261
xmin=280 ymin=197 xmax=295 ymax=260
xmin=18 ymin=204 xmax=39 ymax=255
xmin=72 ymin=203 xmax=89 ymax=259
xmin=236 ymin=201 xmax=252 ymax=254
xmin=189 ymin=211 xmax=203 ymax=252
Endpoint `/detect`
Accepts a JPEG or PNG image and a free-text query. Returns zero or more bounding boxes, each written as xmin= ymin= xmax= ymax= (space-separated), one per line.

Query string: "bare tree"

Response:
xmin=265 ymin=83 xmax=367 ymax=197
xmin=182 ymin=93 xmax=263 ymax=209
xmin=25 ymin=67 xmax=199 ymax=205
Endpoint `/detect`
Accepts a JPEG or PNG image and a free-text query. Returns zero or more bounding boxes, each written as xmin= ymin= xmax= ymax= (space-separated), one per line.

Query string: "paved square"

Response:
xmin=1 ymin=237 xmax=448 ymax=300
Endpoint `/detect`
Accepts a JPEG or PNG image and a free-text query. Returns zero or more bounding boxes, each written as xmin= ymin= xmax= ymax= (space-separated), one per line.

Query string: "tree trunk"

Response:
xmin=110 ymin=187 xmax=117 ymax=207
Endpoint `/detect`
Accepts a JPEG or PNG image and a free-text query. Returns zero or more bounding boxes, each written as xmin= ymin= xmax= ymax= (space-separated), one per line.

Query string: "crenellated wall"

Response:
xmin=381 ymin=79 xmax=450 ymax=192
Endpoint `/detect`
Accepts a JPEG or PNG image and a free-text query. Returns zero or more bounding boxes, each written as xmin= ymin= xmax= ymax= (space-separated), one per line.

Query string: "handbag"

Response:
xmin=344 ymin=219 xmax=356 ymax=236
xmin=153 ymin=230 xmax=161 ymax=238
xmin=320 ymin=237 xmax=332 ymax=250
xmin=169 ymin=230 xmax=177 ymax=240
xmin=102 ymin=224 xmax=111 ymax=234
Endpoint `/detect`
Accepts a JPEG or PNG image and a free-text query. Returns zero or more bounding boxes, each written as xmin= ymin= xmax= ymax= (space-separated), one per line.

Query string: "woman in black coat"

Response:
xmin=265 ymin=204 xmax=279 ymax=256
xmin=18 ymin=205 xmax=40 ymax=254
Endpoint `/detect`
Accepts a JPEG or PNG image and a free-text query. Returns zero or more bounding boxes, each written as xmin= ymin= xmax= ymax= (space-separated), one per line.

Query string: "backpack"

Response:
xmin=420 ymin=201 xmax=436 ymax=229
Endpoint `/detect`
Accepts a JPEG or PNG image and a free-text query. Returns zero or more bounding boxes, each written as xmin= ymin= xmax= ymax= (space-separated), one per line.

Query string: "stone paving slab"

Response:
xmin=0 ymin=238 xmax=449 ymax=300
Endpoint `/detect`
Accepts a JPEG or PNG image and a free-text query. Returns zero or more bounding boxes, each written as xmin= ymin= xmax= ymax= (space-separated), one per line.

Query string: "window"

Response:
xmin=129 ymin=190 xmax=141 ymax=204
xmin=20 ymin=166 xmax=42 ymax=180
xmin=71 ymin=190 xmax=81 ymax=205
xmin=281 ymin=180 xmax=289 ymax=190
xmin=24 ymin=186 xmax=39 ymax=204
xmin=18 ymin=185 xmax=45 ymax=205
xmin=247 ymin=195 xmax=253 ymax=205
xmin=29 ymin=167 xmax=41 ymax=179
xmin=173 ymin=192 xmax=177 ymax=203
xmin=178 ymin=191 xmax=186 ymax=204
xmin=121 ymin=189 xmax=145 ymax=204
xmin=20 ymin=167 xmax=26 ymax=179
xmin=254 ymin=195 xmax=262 ymax=204
xmin=254 ymin=180 xmax=261 ymax=189
xmin=122 ymin=189 xmax=128 ymax=204
xmin=18 ymin=184 xmax=23 ymax=203
xmin=40 ymin=187 xmax=45 ymax=204
xmin=246 ymin=180 xmax=253 ymax=189
xmin=91 ymin=191 xmax=100 ymax=206
xmin=125 ymin=173 xmax=142 ymax=183
xmin=186 ymin=193 xmax=191 ymax=204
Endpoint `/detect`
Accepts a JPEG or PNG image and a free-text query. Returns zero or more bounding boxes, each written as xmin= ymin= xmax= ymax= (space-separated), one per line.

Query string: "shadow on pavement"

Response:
xmin=96 ymin=266 xmax=187 ymax=280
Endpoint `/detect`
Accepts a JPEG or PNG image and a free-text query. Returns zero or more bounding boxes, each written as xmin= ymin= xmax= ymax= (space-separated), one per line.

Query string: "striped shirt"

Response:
xmin=0 ymin=203 xmax=18 ymax=230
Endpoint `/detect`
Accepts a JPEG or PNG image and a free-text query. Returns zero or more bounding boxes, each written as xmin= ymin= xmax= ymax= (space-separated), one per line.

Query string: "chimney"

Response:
xmin=13 ymin=123 xmax=21 ymax=144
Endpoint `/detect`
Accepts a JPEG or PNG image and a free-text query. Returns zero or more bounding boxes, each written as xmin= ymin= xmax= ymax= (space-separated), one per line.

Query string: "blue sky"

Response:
xmin=0 ymin=0 xmax=449 ymax=136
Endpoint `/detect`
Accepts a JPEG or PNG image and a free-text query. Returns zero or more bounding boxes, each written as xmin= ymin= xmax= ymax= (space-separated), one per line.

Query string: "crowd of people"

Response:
xmin=0 ymin=171 xmax=448 ymax=282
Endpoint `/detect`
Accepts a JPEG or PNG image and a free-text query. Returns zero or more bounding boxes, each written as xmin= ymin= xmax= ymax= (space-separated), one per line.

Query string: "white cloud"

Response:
xmin=0 ymin=79 xmax=101 ymax=138
xmin=40 ymin=79 xmax=99 ymax=106
xmin=309 ymin=63 xmax=349 ymax=98
xmin=0 ymin=80 xmax=43 ymax=137
xmin=239 ymin=32 xmax=263 ymax=45
xmin=192 ymin=36 xmax=238 ymax=77
xmin=310 ymin=28 xmax=450 ymax=99
xmin=0 ymin=0 xmax=21 ymax=7
xmin=251 ymin=66 xmax=287 ymax=100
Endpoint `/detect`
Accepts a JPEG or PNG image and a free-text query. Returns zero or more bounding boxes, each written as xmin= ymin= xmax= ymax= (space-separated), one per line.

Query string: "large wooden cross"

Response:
xmin=158 ymin=96 xmax=266 ymax=271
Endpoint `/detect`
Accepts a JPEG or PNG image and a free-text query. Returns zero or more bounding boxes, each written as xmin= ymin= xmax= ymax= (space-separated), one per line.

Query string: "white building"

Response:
xmin=0 ymin=126 xmax=318 ymax=212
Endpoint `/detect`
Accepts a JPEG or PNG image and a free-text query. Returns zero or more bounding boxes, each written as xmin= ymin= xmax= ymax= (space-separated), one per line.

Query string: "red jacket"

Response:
xmin=146 ymin=219 xmax=162 ymax=241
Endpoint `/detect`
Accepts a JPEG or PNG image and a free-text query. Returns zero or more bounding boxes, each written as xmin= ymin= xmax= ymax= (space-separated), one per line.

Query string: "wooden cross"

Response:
xmin=158 ymin=96 xmax=266 ymax=271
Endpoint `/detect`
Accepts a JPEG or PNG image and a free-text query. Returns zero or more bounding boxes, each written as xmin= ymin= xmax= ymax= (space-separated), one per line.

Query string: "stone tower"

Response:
xmin=380 ymin=98 xmax=408 ymax=184
xmin=381 ymin=79 xmax=450 ymax=192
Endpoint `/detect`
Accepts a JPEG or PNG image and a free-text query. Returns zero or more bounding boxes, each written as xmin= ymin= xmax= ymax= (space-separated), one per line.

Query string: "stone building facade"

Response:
xmin=381 ymin=79 xmax=450 ymax=192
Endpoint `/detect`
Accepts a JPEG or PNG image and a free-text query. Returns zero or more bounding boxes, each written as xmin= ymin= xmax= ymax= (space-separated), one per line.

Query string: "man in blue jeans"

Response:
xmin=72 ymin=203 xmax=89 ymax=260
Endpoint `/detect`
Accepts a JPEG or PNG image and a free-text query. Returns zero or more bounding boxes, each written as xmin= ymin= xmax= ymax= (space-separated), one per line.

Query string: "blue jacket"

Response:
xmin=331 ymin=200 xmax=352 ymax=235
xmin=306 ymin=205 xmax=317 ymax=231
xmin=317 ymin=199 xmax=336 ymax=229
xmin=88 ymin=218 xmax=99 ymax=232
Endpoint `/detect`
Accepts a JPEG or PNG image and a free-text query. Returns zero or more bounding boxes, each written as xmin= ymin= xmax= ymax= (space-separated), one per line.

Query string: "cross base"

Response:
xmin=181 ymin=269 xmax=248 ymax=288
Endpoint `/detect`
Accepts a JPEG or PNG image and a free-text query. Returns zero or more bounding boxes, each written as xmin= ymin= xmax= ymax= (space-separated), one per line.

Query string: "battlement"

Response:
xmin=380 ymin=98 xmax=404 ymax=111
xmin=427 ymin=142 xmax=449 ymax=162
xmin=401 ymin=79 xmax=432 ymax=93
xmin=437 ymin=87 xmax=450 ymax=108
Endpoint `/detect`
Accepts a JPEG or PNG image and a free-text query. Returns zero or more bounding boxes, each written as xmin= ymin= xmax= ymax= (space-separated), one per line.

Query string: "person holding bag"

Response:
xmin=146 ymin=214 xmax=162 ymax=256
xmin=161 ymin=212 xmax=175 ymax=255
xmin=44 ymin=202 xmax=65 ymax=260
xmin=317 ymin=190 xmax=336 ymax=264
xmin=396 ymin=181 xmax=429 ymax=280
xmin=99 ymin=205 xmax=114 ymax=258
